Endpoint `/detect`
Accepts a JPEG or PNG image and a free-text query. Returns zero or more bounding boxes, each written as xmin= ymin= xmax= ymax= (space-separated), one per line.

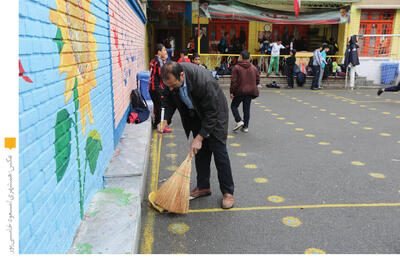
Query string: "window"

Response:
xmin=358 ymin=10 xmax=394 ymax=57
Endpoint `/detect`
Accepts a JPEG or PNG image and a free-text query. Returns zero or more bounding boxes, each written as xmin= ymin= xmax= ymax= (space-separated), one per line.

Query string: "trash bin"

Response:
xmin=137 ymin=71 xmax=151 ymax=100
xmin=381 ymin=63 xmax=399 ymax=85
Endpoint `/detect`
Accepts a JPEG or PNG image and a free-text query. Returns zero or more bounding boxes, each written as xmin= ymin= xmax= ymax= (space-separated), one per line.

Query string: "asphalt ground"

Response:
xmin=139 ymin=88 xmax=400 ymax=254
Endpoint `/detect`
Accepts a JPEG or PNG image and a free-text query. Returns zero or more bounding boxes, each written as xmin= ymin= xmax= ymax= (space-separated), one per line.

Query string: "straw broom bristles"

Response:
xmin=154 ymin=154 xmax=192 ymax=214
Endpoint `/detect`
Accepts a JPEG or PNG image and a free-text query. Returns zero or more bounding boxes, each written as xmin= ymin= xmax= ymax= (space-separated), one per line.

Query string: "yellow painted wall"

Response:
xmin=390 ymin=10 xmax=400 ymax=59
xmin=338 ymin=5 xmax=361 ymax=59
xmin=248 ymin=22 xmax=271 ymax=54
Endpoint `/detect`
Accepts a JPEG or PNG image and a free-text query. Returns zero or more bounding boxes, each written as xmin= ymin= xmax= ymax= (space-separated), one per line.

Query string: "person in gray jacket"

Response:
xmin=311 ymin=44 xmax=327 ymax=90
xmin=158 ymin=61 xmax=235 ymax=209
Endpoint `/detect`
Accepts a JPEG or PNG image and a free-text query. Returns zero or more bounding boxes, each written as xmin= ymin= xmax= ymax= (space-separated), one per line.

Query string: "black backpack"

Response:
xmin=128 ymin=89 xmax=150 ymax=124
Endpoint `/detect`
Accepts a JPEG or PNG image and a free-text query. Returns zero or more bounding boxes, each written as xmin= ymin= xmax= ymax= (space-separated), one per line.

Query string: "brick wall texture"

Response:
xmin=19 ymin=0 xmax=145 ymax=254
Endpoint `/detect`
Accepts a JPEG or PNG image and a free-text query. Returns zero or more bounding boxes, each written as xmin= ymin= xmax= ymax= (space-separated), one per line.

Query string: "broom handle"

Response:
xmin=155 ymin=108 xmax=165 ymax=192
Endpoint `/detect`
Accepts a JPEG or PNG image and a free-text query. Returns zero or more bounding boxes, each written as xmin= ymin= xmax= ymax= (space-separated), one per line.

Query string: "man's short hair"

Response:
xmin=180 ymin=48 xmax=189 ymax=56
xmin=322 ymin=43 xmax=329 ymax=49
xmin=291 ymin=49 xmax=297 ymax=56
xmin=161 ymin=61 xmax=183 ymax=81
xmin=240 ymin=50 xmax=250 ymax=60
xmin=155 ymin=43 xmax=165 ymax=54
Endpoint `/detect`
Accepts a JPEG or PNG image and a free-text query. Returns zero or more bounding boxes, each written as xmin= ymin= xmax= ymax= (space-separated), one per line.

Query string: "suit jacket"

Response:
xmin=164 ymin=63 xmax=229 ymax=142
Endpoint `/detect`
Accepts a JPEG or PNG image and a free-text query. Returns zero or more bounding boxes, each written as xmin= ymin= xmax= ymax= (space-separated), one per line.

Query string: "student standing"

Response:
xmin=177 ymin=48 xmax=191 ymax=63
xmin=285 ymin=49 xmax=296 ymax=89
xmin=230 ymin=51 xmax=260 ymax=133
xmin=318 ymin=44 xmax=329 ymax=89
xmin=267 ymin=39 xmax=285 ymax=76
xmin=149 ymin=44 xmax=171 ymax=132
xmin=311 ymin=44 xmax=326 ymax=90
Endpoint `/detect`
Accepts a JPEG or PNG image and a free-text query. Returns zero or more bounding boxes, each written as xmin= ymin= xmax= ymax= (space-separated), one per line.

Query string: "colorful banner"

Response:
xmin=199 ymin=1 xmax=350 ymax=24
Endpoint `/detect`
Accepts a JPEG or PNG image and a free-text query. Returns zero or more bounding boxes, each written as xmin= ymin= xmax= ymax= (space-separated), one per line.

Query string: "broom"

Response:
xmin=154 ymin=153 xmax=193 ymax=214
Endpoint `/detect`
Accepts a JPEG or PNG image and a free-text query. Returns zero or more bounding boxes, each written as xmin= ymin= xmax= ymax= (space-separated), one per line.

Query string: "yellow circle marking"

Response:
xmin=398 ymin=140 xmax=400 ymax=144
xmin=227 ymin=135 xmax=235 ymax=139
xmin=260 ymin=105 xmax=266 ymax=108
xmin=295 ymin=128 xmax=304 ymax=131
xmin=276 ymin=117 xmax=286 ymax=120
xmin=166 ymin=153 xmax=178 ymax=159
xmin=303 ymin=102 xmax=310 ymax=105
xmin=264 ymin=109 xmax=272 ymax=112
xmin=369 ymin=108 xmax=376 ymax=111
xmin=382 ymin=112 xmax=391 ymax=115
xmin=360 ymin=105 xmax=367 ymax=108
xmin=395 ymin=116 xmax=400 ymax=119
xmin=254 ymin=102 xmax=261 ymax=105
xmin=350 ymin=121 xmax=360 ymax=125
xmin=164 ymin=134 xmax=176 ymax=139
xmin=230 ymin=143 xmax=241 ymax=147
xmin=320 ymin=109 xmax=327 ymax=112
xmin=330 ymin=113 xmax=337 ymax=116
xmin=236 ymin=153 xmax=247 ymax=157
xmin=268 ymin=195 xmax=285 ymax=203
xmin=166 ymin=165 xmax=178 ymax=171
xmin=271 ymin=113 xmax=279 ymax=116
xmin=331 ymin=150 xmax=343 ymax=155
xmin=351 ymin=161 xmax=365 ymax=166
xmin=285 ymin=122 xmax=295 ymax=125
xmin=168 ymin=223 xmax=189 ymax=235
xmin=338 ymin=117 xmax=346 ymax=120
xmin=245 ymin=164 xmax=258 ymax=169
xmin=363 ymin=127 xmax=373 ymax=130
xmin=380 ymin=133 xmax=391 ymax=137
xmin=305 ymin=248 xmax=326 ymax=254
xmin=350 ymin=102 xmax=357 ymax=104
xmin=254 ymin=177 xmax=268 ymax=183
xmin=282 ymin=216 xmax=302 ymax=227
xmin=297 ymin=99 xmax=303 ymax=102
xmin=341 ymin=99 xmax=348 ymax=102
xmin=369 ymin=173 xmax=385 ymax=179
xmin=318 ymin=142 xmax=331 ymax=146
xmin=311 ymin=106 xmax=318 ymax=108
xmin=291 ymin=97 xmax=297 ymax=100
xmin=366 ymin=94 xmax=371 ymax=97
xmin=166 ymin=143 xmax=177 ymax=147
xmin=305 ymin=134 xmax=315 ymax=138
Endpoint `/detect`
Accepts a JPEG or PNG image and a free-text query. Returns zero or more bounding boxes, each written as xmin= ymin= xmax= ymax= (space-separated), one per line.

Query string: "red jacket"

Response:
xmin=149 ymin=56 xmax=164 ymax=91
xmin=177 ymin=57 xmax=191 ymax=63
xmin=230 ymin=60 xmax=260 ymax=98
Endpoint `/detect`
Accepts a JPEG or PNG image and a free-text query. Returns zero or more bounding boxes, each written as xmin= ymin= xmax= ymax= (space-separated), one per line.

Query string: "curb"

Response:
xmin=68 ymin=116 xmax=153 ymax=254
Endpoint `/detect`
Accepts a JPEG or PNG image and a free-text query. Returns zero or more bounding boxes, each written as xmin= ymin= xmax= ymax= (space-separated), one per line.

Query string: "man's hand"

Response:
xmin=230 ymin=93 xmax=234 ymax=99
xmin=190 ymin=135 xmax=203 ymax=157
xmin=157 ymin=120 xmax=168 ymax=134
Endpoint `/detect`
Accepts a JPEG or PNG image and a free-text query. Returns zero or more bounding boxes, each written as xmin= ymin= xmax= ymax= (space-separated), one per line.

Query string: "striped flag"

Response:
xmin=294 ymin=0 xmax=301 ymax=19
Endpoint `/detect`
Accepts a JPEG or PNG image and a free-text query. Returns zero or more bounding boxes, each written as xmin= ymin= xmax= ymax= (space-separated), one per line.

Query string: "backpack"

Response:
xmin=296 ymin=72 xmax=306 ymax=86
xmin=128 ymin=89 xmax=150 ymax=124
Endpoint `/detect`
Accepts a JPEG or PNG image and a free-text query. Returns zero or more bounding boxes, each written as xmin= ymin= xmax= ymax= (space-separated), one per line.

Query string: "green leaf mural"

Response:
xmin=85 ymin=130 xmax=102 ymax=174
xmin=54 ymin=109 xmax=72 ymax=183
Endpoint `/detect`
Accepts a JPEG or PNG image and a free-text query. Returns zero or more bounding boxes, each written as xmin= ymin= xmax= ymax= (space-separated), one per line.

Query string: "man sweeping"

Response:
xmin=158 ymin=61 xmax=235 ymax=209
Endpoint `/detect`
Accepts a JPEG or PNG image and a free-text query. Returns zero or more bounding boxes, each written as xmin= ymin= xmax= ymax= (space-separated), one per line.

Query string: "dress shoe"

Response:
xmin=221 ymin=193 xmax=234 ymax=209
xmin=377 ymin=88 xmax=384 ymax=96
xmin=190 ymin=187 xmax=211 ymax=200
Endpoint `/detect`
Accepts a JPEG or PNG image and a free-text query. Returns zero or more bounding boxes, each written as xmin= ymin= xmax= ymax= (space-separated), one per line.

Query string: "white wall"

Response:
xmin=357 ymin=57 xmax=400 ymax=84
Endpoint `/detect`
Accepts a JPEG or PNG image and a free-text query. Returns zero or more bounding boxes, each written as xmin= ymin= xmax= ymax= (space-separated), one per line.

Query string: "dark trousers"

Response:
xmin=149 ymin=89 xmax=162 ymax=128
xmin=385 ymin=85 xmax=400 ymax=92
xmin=195 ymin=135 xmax=234 ymax=195
xmin=286 ymin=69 xmax=294 ymax=87
xmin=230 ymin=95 xmax=252 ymax=128
xmin=311 ymin=65 xmax=321 ymax=89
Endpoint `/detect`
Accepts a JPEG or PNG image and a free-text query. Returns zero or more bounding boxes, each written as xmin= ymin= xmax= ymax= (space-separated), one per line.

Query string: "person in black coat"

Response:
xmin=344 ymin=35 xmax=360 ymax=68
xmin=285 ymin=49 xmax=296 ymax=89
xmin=158 ymin=61 xmax=235 ymax=209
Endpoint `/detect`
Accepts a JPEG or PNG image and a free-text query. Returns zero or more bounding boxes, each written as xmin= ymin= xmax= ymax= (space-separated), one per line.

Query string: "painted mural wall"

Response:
xmin=19 ymin=0 xmax=146 ymax=254
xmin=110 ymin=0 xmax=146 ymax=131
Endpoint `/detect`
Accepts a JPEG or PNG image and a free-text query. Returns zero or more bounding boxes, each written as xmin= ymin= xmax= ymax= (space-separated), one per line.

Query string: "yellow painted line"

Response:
xmin=331 ymin=150 xmax=343 ymax=155
xmin=188 ymin=202 xmax=400 ymax=213
xmin=140 ymin=131 xmax=158 ymax=254
xmin=305 ymin=248 xmax=326 ymax=254
xmin=382 ymin=112 xmax=391 ymax=115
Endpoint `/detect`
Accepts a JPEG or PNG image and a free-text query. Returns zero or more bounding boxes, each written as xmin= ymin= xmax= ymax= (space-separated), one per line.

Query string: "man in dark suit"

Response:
xmin=158 ymin=61 xmax=235 ymax=209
